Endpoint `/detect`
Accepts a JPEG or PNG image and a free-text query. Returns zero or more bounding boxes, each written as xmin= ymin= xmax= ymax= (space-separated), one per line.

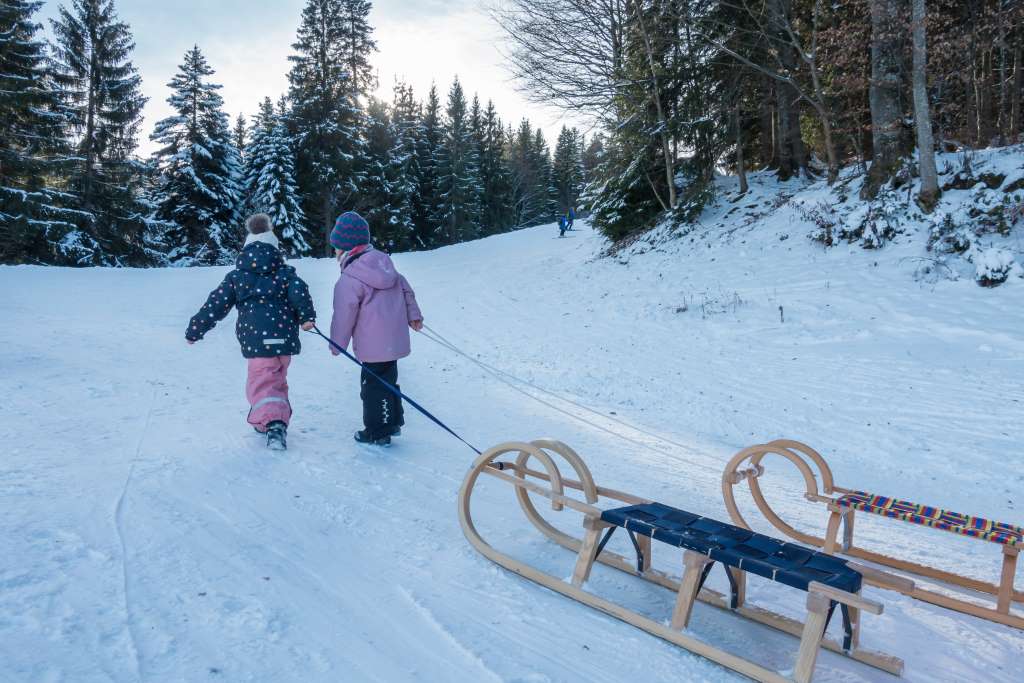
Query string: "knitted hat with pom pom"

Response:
xmin=330 ymin=211 xmax=370 ymax=251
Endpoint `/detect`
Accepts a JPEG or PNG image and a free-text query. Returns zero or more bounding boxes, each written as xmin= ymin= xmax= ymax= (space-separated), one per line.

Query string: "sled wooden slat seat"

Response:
xmin=834 ymin=491 xmax=1024 ymax=546
xmin=723 ymin=439 xmax=1024 ymax=631
xmin=600 ymin=503 xmax=864 ymax=594
xmin=460 ymin=441 xmax=904 ymax=683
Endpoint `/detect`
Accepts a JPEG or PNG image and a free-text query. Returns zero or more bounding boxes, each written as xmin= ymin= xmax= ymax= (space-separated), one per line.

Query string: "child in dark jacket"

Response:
xmin=186 ymin=214 xmax=316 ymax=450
xmin=329 ymin=211 xmax=423 ymax=447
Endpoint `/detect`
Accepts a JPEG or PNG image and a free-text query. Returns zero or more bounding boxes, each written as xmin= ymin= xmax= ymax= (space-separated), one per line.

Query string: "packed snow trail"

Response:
xmin=2 ymin=208 xmax=1022 ymax=681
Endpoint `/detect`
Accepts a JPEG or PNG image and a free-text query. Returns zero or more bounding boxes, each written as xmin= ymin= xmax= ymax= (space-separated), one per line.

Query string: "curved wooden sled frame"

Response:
xmin=459 ymin=440 xmax=904 ymax=683
xmin=722 ymin=439 xmax=1024 ymax=630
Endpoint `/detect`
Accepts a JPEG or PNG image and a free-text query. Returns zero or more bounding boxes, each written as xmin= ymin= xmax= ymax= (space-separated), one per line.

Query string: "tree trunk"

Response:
xmin=323 ymin=195 xmax=334 ymax=257
xmin=791 ymin=0 xmax=836 ymax=182
xmin=787 ymin=88 xmax=809 ymax=176
xmin=776 ymin=88 xmax=796 ymax=180
xmin=863 ymin=0 xmax=904 ymax=199
xmin=735 ymin=104 xmax=748 ymax=194
xmin=759 ymin=78 xmax=777 ymax=168
xmin=967 ymin=6 xmax=979 ymax=145
xmin=998 ymin=0 xmax=1009 ymax=144
xmin=911 ymin=0 xmax=940 ymax=211
xmin=819 ymin=109 xmax=838 ymax=184
xmin=83 ymin=40 xmax=99 ymax=210
xmin=767 ymin=0 xmax=807 ymax=181
xmin=1012 ymin=38 xmax=1022 ymax=137
xmin=979 ymin=49 xmax=996 ymax=145
xmin=632 ymin=1 xmax=677 ymax=209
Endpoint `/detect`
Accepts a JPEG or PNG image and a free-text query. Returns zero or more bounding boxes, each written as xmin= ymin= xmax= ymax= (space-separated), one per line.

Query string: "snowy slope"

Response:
xmin=2 ymin=213 xmax=1022 ymax=682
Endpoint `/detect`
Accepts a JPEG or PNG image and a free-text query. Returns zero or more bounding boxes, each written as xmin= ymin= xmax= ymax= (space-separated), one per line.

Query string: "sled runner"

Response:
xmin=722 ymin=439 xmax=1023 ymax=630
xmin=459 ymin=440 xmax=905 ymax=682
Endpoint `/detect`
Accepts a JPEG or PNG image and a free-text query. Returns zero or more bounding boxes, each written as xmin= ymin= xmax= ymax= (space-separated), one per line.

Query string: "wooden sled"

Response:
xmin=722 ymin=439 xmax=1023 ymax=630
xmin=459 ymin=440 xmax=906 ymax=683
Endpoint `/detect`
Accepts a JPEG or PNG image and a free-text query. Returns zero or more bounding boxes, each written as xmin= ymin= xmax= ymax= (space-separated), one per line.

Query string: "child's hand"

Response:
xmin=410 ymin=319 xmax=424 ymax=332
xmin=301 ymin=321 xmax=315 ymax=332
xmin=187 ymin=339 xmax=196 ymax=345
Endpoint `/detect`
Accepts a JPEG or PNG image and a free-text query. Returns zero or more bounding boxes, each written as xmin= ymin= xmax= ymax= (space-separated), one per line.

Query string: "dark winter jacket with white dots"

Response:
xmin=185 ymin=242 xmax=316 ymax=358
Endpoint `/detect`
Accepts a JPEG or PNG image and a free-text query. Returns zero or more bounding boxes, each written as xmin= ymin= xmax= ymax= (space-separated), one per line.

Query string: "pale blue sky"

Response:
xmin=39 ymin=0 xmax=581 ymax=154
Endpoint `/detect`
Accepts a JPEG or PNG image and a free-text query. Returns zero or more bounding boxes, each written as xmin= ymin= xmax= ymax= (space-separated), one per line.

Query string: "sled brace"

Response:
xmin=459 ymin=440 xmax=904 ymax=683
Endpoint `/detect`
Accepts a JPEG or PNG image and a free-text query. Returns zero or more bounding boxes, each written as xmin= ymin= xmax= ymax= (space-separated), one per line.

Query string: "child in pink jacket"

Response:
xmin=329 ymin=211 xmax=423 ymax=446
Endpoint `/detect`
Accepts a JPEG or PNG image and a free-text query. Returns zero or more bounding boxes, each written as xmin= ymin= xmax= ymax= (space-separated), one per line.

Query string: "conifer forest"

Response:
xmin=2 ymin=0 xmax=1022 ymax=265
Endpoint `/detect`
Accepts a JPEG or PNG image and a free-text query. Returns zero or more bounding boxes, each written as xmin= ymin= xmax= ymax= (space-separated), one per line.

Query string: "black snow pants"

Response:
xmin=360 ymin=361 xmax=405 ymax=438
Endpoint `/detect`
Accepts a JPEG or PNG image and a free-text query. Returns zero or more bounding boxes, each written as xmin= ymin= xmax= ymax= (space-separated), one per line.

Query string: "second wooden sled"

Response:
xmin=459 ymin=440 xmax=907 ymax=682
xmin=722 ymin=439 xmax=1024 ymax=630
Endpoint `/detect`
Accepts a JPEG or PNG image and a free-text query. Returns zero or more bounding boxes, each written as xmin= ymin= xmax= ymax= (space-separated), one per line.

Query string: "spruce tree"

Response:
xmin=552 ymin=126 xmax=583 ymax=215
xmin=149 ymin=46 xmax=242 ymax=265
xmin=581 ymin=133 xmax=605 ymax=188
xmin=233 ymin=113 xmax=247 ymax=155
xmin=288 ymin=0 xmax=370 ymax=254
xmin=478 ymin=100 xmax=513 ymax=235
xmin=508 ymin=119 xmax=555 ymax=226
xmin=390 ymin=81 xmax=424 ymax=249
xmin=359 ymin=97 xmax=401 ymax=246
xmin=338 ymin=0 xmax=376 ymax=97
xmin=508 ymin=119 xmax=537 ymax=226
xmin=532 ymin=128 xmax=557 ymax=221
xmin=49 ymin=0 xmax=147 ymax=261
xmin=0 ymin=0 xmax=84 ymax=264
xmin=242 ymin=97 xmax=309 ymax=255
xmin=435 ymin=77 xmax=483 ymax=244
xmin=415 ymin=83 xmax=443 ymax=247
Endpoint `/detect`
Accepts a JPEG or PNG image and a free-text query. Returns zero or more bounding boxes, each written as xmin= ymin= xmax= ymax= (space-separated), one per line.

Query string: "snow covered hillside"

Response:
xmin=2 ymin=216 xmax=1022 ymax=682
xmin=624 ymin=144 xmax=1024 ymax=290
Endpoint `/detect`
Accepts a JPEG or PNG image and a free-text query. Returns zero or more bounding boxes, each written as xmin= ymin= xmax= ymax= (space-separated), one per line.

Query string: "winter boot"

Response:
xmin=354 ymin=430 xmax=391 ymax=447
xmin=266 ymin=421 xmax=287 ymax=450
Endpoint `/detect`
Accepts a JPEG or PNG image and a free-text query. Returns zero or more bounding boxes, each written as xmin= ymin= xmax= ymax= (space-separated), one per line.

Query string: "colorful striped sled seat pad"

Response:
xmin=835 ymin=491 xmax=1023 ymax=546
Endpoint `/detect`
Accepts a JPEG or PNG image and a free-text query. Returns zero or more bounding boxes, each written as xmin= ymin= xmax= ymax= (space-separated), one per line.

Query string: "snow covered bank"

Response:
xmin=2 ymin=217 xmax=1022 ymax=681
xmin=624 ymin=144 xmax=1024 ymax=289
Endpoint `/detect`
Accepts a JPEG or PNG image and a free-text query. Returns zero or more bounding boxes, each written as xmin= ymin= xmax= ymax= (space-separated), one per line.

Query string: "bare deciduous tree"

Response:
xmin=493 ymin=0 xmax=629 ymax=124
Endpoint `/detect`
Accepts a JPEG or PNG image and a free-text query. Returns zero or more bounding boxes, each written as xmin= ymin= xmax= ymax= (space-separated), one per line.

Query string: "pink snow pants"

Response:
xmin=246 ymin=356 xmax=292 ymax=432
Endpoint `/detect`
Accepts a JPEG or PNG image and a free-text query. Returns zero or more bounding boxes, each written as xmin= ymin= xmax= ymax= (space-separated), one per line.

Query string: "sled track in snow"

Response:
xmin=113 ymin=385 xmax=157 ymax=680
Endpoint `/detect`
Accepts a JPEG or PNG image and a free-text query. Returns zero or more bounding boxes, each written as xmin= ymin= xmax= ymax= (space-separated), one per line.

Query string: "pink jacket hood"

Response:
xmin=342 ymin=249 xmax=400 ymax=290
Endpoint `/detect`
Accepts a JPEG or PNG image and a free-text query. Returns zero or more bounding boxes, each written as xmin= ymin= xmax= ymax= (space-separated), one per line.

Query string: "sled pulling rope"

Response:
xmin=459 ymin=440 xmax=907 ymax=682
xmin=417 ymin=324 xmax=717 ymax=473
xmin=308 ymin=326 xmax=481 ymax=454
xmin=722 ymin=439 xmax=1023 ymax=630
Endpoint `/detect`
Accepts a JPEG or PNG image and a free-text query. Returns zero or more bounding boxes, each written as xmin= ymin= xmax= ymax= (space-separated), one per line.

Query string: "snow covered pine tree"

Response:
xmin=149 ymin=46 xmax=242 ymax=265
xmin=435 ymin=78 xmax=483 ymax=244
xmin=0 ymin=0 xmax=83 ymax=264
xmin=287 ymin=0 xmax=372 ymax=255
xmin=242 ymin=97 xmax=309 ymax=255
xmin=50 ymin=0 xmax=148 ymax=264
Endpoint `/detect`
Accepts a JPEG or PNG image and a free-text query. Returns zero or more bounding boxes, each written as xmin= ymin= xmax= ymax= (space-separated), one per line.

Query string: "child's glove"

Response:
xmin=410 ymin=319 xmax=424 ymax=332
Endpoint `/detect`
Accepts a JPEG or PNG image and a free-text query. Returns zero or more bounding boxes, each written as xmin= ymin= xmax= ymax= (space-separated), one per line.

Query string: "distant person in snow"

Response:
xmin=558 ymin=215 xmax=568 ymax=238
xmin=329 ymin=211 xmax=424 ymax=447
xmin=567 ymin=207 xmax=576 ymax=230
xmin=185 ymin=214 xmax=316 ymax=451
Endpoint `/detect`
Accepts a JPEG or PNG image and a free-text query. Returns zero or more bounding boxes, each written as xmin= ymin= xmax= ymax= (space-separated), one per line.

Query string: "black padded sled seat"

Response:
xmin=601 ymin=502 xmax=862 ymax=594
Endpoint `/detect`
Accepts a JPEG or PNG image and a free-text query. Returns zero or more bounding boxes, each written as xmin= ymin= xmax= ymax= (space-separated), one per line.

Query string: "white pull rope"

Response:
xmin=418 ymin=324 xmax=720 ymax=474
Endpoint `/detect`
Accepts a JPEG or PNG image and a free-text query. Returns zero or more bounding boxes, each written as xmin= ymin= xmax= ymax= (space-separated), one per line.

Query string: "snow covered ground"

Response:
xmin=2 ymin=201 xmax=1023 ymax=681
